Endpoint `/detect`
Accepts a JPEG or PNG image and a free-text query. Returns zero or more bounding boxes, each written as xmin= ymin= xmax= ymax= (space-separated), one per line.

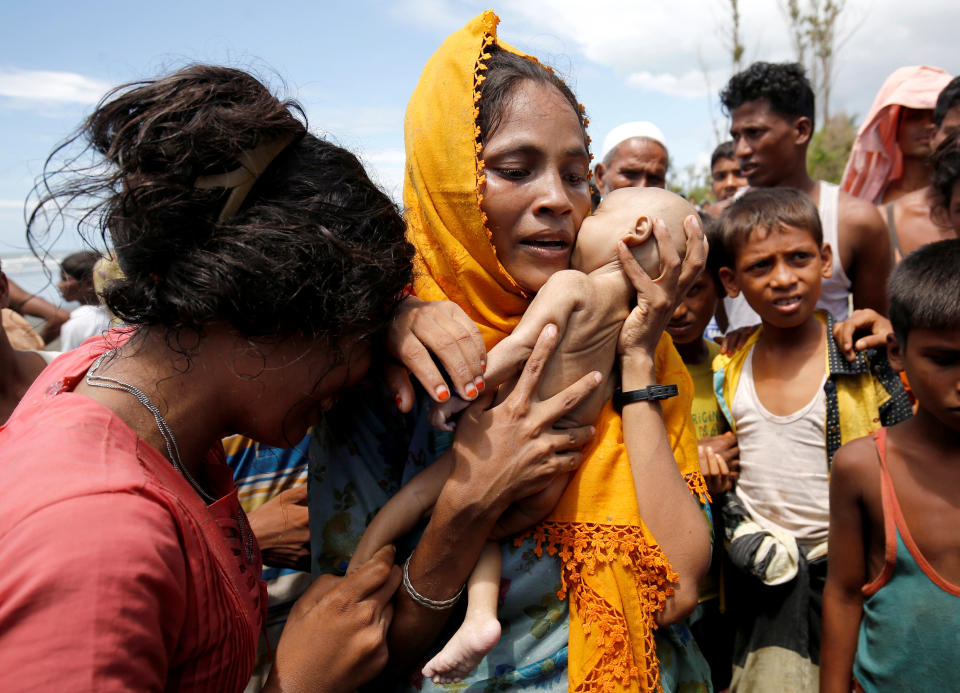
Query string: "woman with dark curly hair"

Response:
xmin=0 ymin=63 xmax=562 ymax=692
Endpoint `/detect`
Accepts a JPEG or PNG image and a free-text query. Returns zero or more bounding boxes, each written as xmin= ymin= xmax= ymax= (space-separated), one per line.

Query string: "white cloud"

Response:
xmin=0 ymin=200 xmax=24 ymax=209
xmin=363 ymin=148 xmax=405 ymax=166
xmin=496 ymin=0 xmax=959 ymax=112
xmin=625 ymin=69 xmax=728 ymax=100
xmin=0 ymin=69 xmax=111 ymax=105
xmin=504 ymin=1 xmax=788 ymax=78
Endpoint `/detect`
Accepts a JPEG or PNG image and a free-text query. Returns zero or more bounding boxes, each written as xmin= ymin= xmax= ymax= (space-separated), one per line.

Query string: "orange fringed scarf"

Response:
xmin=404 ymin=11 xmax=708 ymax=693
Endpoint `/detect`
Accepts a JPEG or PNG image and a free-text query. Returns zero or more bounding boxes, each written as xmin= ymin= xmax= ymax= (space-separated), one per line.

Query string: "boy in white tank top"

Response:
xmin=711 ymin=188 xmax=911 ymax=691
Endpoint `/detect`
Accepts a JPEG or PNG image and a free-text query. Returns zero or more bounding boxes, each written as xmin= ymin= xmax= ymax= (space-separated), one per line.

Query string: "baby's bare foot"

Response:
xmin=421 ymin=616 xmax=501 ymax=684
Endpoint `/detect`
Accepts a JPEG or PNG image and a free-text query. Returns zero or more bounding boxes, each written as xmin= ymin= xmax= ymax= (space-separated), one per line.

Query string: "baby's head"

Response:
xmin=571 ymin=187 xmax=695 ymax=276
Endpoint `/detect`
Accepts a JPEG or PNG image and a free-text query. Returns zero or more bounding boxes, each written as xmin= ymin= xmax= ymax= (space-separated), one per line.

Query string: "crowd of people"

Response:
xmin=0 ymin=10 xmax=958 ymax=693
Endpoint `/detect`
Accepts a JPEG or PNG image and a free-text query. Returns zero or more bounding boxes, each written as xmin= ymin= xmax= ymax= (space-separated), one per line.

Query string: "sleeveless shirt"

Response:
xmin=817 ymin=182 xmax=852 ymax=321
xmin=731 ymin=347 xmax=830 ymax=552
xmin=853 ymin=427 xmax=960 ymax=692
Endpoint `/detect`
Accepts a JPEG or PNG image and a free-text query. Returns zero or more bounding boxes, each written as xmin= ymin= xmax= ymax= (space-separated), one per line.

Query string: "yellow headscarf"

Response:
xmin=404 ymin=12 xmax=708 ymax=692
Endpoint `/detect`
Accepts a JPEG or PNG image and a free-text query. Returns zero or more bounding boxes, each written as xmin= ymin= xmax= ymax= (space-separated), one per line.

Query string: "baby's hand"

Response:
xmin=429 ymin=396 xmax=472 ymax=432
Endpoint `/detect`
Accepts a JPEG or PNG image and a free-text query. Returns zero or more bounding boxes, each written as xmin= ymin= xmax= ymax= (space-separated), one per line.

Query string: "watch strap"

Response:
xmin=614 ymin=384 xmax=679 ymax=410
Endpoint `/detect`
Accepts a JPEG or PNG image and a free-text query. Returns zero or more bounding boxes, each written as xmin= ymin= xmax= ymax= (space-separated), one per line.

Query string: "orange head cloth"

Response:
xmin=841 ymin=65 xmax=952 ymax=203
xmin=404 ymin=11 xmax=708 ymax=692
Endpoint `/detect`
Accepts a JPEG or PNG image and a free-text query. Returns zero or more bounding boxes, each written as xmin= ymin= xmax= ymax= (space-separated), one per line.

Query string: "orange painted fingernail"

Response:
xmin=481 ymin=361 xmax=487 ymax=373
xmin=435 ymin=385 xmax=450 ymax=402
xmin=465 ymin=384 xmax=478 ymax=399
xmin=395 ymin=396 xmax=403 ymax=409
xmin=474 ymin=376 xmax=485 ymax=392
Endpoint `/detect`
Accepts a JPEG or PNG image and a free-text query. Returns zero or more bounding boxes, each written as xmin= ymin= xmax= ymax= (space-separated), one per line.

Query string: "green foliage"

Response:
xmin=668 ymin=162 xmax=714 ymax=205
xmin=807 ymin=112 xmax=857 ymax=183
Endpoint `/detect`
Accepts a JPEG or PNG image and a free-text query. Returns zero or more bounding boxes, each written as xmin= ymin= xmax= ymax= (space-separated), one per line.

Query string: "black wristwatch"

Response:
xmin=613 ymin=384 xmax=679 ymax=411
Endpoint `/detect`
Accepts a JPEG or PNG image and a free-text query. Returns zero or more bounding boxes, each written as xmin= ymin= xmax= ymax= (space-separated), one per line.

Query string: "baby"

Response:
xmin=348 ymin=187 xmax=697 ymax=683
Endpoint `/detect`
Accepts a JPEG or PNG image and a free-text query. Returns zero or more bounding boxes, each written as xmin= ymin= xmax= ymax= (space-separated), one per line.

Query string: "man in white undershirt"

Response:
xmin=718 ymin=61 xmax=891 ymax=330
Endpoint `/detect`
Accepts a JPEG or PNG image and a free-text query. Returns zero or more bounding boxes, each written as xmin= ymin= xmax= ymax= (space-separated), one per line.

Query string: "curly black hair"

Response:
xmin=934 ymin=76 xmax=960 ymax=129
xmin=28 ymin=65 xmax=412 ymax=350
xmin=720 ymin=62 xmax=816 ymax=133
xmin=929 ymin=130 xmax=960 ymax=223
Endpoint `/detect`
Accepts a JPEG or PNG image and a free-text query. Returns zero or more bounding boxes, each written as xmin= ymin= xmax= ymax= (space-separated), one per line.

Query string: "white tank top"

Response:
xmin=732 ymin=348 xmax=830 ymax=551
xmin=722 ymin=181 xmax=851 ymax=332
xmin=817 ymin=181 xmax=851 ymax=321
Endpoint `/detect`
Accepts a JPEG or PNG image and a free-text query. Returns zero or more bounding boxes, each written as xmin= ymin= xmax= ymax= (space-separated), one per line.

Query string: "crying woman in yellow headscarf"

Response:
xmin=399 ymin=11 xmax=712 ymax=693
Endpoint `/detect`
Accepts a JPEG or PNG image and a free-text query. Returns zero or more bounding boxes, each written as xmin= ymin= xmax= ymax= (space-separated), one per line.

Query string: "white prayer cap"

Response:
xmin=599 ymin=121 xmax=668 ymax=163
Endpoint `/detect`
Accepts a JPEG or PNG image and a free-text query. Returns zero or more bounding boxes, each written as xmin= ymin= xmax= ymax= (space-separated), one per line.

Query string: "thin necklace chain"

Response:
xmin=85 ymin=349 xmax=218 ymax=505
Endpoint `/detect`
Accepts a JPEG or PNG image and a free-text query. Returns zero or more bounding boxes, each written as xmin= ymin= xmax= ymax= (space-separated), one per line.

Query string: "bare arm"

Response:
xmin=379 ymin=324 xmax=602 ymax=678
xmin=821 ymin=441 xmax=870 ymax=693
xmin=482 ymin=271 xmax=588 ymax=387
xmin=618 ymin=215 xmax=711 ymax=625
xmin=429 ymin=271 xmax=590 ymax=430
xmin=347 ymin=456 xmax=453 ymax=573
xmin=844 ymin=198 xmax=892 ymax=315
xmin=7 ymin=280 xmax=70 ymax=344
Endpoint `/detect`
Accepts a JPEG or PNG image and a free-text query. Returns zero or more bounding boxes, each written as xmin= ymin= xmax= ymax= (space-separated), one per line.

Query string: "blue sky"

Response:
xmin=2 ymin=0 xmax=958 ymax=255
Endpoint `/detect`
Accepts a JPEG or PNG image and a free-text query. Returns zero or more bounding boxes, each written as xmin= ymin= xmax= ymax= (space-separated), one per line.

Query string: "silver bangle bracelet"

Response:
xmin=402 ymin=554 xmax=464 ymax=610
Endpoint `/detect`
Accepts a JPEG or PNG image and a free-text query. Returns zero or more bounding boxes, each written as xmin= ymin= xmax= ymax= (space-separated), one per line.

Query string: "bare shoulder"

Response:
xmin=838 ymin=190 xmax=886 ymax=235
xmin=535 ymin=269 xmax=595 ymax=306
xmin=831 ymin=435 xmax=878 ymax=492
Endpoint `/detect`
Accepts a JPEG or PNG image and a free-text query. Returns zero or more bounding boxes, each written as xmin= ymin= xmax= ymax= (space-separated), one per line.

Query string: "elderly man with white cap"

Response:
xmin=594 ymin=121 xmax=669 ymax=193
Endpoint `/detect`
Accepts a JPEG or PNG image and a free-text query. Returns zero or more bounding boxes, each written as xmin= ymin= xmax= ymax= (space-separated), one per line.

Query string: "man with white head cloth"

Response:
xmin=594 ymin=121 xmax=669 ymax=193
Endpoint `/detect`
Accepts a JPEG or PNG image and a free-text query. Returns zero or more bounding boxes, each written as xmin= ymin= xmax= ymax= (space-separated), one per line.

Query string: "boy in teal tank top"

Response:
xmin=822 ymin=239 xmax=960 ymax=692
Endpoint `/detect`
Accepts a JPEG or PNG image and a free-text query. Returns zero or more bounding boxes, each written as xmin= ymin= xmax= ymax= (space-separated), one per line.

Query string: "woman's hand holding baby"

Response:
xmin=444 ymin=323 xmax=600 ymax=521
xmin=618 ymin=214 xmax=707 ymax=359
xmin=382 ymin=324 xmax=601 ymax=676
